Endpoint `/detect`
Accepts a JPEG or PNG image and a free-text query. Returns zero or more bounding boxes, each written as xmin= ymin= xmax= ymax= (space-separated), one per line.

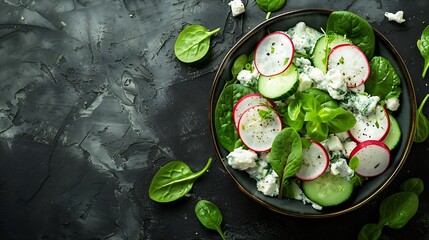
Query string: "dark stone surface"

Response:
xmin=0 ymin=0 xmax=428 ymax=239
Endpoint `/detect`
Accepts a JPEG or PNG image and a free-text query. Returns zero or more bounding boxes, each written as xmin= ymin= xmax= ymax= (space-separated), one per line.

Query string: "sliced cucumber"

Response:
xmin=311 ymin=34 xmax=352 ymax=73
xmin=383 ymin=114 xmax=401 ymax=150
xmin=258 ymin=64 xmax=298 ymax=100
xmin=302 ymin=172 xmax=354 ymax=207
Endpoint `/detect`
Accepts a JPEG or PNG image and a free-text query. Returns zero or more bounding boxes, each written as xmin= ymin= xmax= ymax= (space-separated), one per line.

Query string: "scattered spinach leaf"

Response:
xmin=174 ymin=25 xmax=221 ymax=63
xmin=365 ymin=56 xmax=402 ymax=101
xmin=214 ymin=84 xmax=254 ymax=152
xmin=414 ymin=94 xmax=429 ymax=143
xmin=149 ymin=158 xmax=213 ymax=203
xmin=400 ymin=178 xmax=424 ymax=196
xmin=195 ymin=200 xmax=226 ymax=240
xmin=326 ymin=11 xmax=375 ymax=59
xmin=268 ymin=127 xmax=302 ymax=198
xmin=256 ymin=0 xmax=286 ymax=19
xmin=417 ymin=25 xmax=429 ymax=78
xmin=358 ymin=178 xmax=424 ymax=240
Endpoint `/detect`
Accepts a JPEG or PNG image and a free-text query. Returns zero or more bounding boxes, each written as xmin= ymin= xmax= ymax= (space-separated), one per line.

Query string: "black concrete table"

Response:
xmin=0 ymin=1 xmax=428 ymax=239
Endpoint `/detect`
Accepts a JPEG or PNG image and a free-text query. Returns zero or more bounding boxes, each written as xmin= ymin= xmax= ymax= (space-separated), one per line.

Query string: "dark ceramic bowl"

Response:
xmin=209 ymin=9 xmax=416 ymax=217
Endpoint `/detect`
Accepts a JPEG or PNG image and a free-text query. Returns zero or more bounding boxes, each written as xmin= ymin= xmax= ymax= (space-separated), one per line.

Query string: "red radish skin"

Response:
xmin=349 ymin=140 xmax=390 ymax=177
xmin=327 ymin=44 xmax=370 ymax=88
xmin=232 ymin=93 xmax=275 ymax=129
xmin=295 ymin=141 xmax=329 ymax=181
xmin=254 ymin=32 xmax=295 ymax=77
xmin=349 ymin=105 xmax=391 ymax=142
xmin=238 ymin=105 xmax=282 ymax=152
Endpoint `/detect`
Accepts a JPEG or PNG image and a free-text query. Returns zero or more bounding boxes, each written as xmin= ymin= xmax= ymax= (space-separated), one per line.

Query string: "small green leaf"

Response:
xmin=149 ymin=158 xmax=213 ymax=203
xmin=349 ymin=156 xmax=360 ymax=170
xmin=379 ymin=192 xmax=419 ymax=229
xmin=231 ymin=54 xmax=248 ymax=80
xmin=400 ymin=178 xmax=424 ymax=196
xmin=358 ymin=223 xmax=382 ymax=240
xmin=417 ymin=25 xmax=429 ymax=77
xmin=414 ymin=94 xmax=429 ymax=142
xmin=174 ymin=25 xmax=220 ymax=63
xmin=195 ymin=200 xmax=226 ymax=240
xmin=256 ymin=0 xmax=286 ymax=13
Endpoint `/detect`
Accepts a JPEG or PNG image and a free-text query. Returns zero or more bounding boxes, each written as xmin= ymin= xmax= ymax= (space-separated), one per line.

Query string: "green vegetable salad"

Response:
xmin=214 ymin=11 xmax=403 ymax=210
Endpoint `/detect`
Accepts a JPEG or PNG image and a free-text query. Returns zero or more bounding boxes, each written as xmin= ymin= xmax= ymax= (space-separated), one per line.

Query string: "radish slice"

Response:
xmin=238 ymin=105 xmax=282 ymax=152
xmin=295 ymin=141 xmax=329 ymax=181
xmin=327 ymin=44 xmax=370 ymax=88
xmin=254 ymin=31 xmax=294 ymax=77
xmin=349 ymin=140 xmax=390 ymax=177
xmin=349 ymin=105 xmax=390 ymax=142
xmin=233 ymin=93 xmax=275 ymax=129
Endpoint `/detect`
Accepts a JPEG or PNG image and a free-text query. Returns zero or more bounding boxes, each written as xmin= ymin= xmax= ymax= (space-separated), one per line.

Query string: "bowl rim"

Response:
xmin=209 ymin=8 xmax=417 ymax=218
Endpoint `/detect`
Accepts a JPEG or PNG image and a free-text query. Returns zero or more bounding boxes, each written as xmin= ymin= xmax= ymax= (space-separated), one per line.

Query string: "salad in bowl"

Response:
xmin=210 ymin=9 xmax=416 ymax=217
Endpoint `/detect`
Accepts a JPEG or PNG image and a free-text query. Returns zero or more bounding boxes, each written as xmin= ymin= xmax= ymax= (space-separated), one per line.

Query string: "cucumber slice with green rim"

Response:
xmin=302 ymin=172 xmax=354 ymax=207
xmin=258 ymin=63 xmax=298 ymax=100
xmin=311 ymin=34 xmax=352 ymax=73
xmin=383 ymin=114 xmax=401 ymax=150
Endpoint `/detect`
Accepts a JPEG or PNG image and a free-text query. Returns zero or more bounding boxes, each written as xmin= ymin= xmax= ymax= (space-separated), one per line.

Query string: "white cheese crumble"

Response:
xmin=325 ymin=69 xmax=347 ymax=100
xmin=330 ymin=158 xmax=354 ymax=179
xmin=228 ymin=0 xmax=245 ymax=17
xmin=326 ymin=134 xmax=344 ymax=151
xmin=385 ymin=96 xmax=400 ymax=111
xmin=342 ymin=92 xmax=380 ymax=116
xmin=237 ymin=68 xmax=258 ymax=87
xmin=385 ymin=11 xmax=405 ymax=24
xmin=227 ymin=147 xmax=258 ymax=170
xmin=286 ymin=22 xmax=323 ymax=56
xmin=256 ymin=171 xmax=279 ymax=196
xmin=342 ymin=140 xmax=357 ymax=158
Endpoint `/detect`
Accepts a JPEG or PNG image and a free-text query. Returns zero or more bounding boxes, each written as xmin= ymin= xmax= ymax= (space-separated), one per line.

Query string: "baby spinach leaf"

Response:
xmin=417 ymin=25 xmax=429 ymax=78
xmin=256 ymin=0 xmax=285 ymax=12
xmin=174 ymin=25 xmax=220 ymax=63
xmin=358 ymin=178 xmax=424 ymax=240
xmin=319 ymin=107 xmax=356 ymax=133
xmin=358 ymin=223 xmax=382 ymax=240
xmin=268 ymin=127 xmax=302 ymax=198
xmin=306 ymin=120 xmax=328 ymax=142
xmin=214 ymin=84 xmax=254 ymax=152
xmin=231 ymin=54 xmax=248 ymax=80
xmin=304 ymin=88 xmax=338 ymax=108
xmin=326 ymin=11 xmax=375 ymax=59
xmin=365 ymin=56 xmax=402 ymax=101
xmin=414 ymin=94 xmax=429 ymax=143
xmin=284 ymin=110 xmax=304 ymax=131
xmin=400 ymin=178 xmax=424 ymax=196
xmin=195 ymin=200 xmax=226 ymax=240
xmin=149 ymin=158 xmax=213 ymax=203
xmin=379 ymin=192 xmax=419 ymax=229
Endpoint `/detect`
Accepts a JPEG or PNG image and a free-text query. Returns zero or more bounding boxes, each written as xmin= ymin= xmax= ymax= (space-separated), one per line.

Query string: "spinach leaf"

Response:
xmin=231 ymin=54 xmax=248 ymax=80
xmin=400 ymin=178 xmax=424 ymax=196
xmin=326 ymin=11 xmax=375 ymax=59
xmin=214 ymin=84 xmax=254 ymax=152
xmin=268 ymin=127 xmax=302 ymax=198
xmin=417 ymin=25 xmax=429 ymax=78
xmin=319 ymin=107 xmax=356 ymax=133
xmin=304 ymin=88 xmax=338 ymax=108
xmin=195 ymin=200 xmax=226 ymax=240
xmin=306 ymin=120 xmax=328 ymax=142
xmin=174 ymin=25 xmax=220 ymax=63
xmin=379 ymin=192 xmax=419 ymax=229
xmin=256 ymin=0 xmax=285 ymax=12
xmin=365 ymin=56 xmax=402 ymax=101
xmin=414 ymin=94 xmax=429 ymax=143
xmin=284 ymin=111 xmax=304 ymax=131
xmin=358 ymin=178 xmax=424 ymax=240
xmin=149 ymin=158 xmax=213 ymax=203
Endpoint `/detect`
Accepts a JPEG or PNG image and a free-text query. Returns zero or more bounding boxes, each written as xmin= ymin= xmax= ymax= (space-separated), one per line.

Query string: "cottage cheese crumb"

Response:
xmin=385 ymin=96 xmax=400 ymax=111
xmin=228 ymin=0 xmax=245 ymax=17
xmin=227 ymin=147 xmax=257 ymax=170
xmin=385 ymin=11 xmax=405 ymax=24
xmin=256 ymin=172 xmax=279 ymax=196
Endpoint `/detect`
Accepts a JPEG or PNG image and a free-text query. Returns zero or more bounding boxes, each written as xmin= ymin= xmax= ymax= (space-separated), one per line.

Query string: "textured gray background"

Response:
xmin=0 ymin=0 xmax=428 ymax=239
